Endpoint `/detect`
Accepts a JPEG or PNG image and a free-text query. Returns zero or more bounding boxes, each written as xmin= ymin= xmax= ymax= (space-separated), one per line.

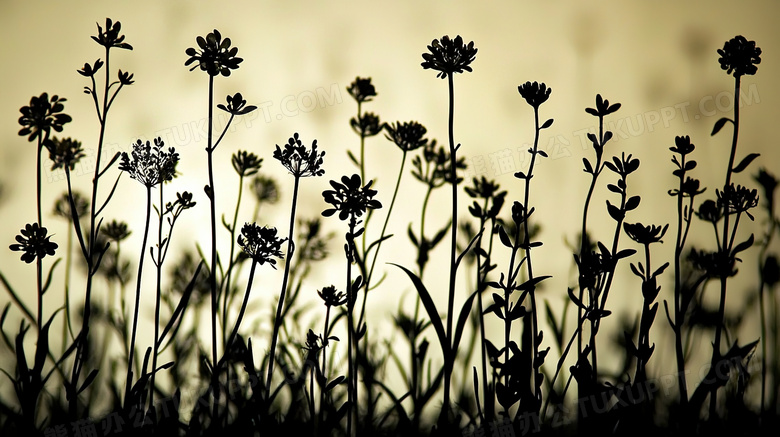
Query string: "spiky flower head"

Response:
xmin=185 ymin=29 xmax=243 ymax=77
xmin=717 ymin=35 xmax=761 ymax=77
xmin=322 ymin=174 xmax=382 ymax=221
xmin=273 ymin=133 xmax=325 ymax=178
xmin=9 ymin=223 xmax=58 ymax=264
xmin=119 ymin=137 xmax=179 ymax=187
xmin=238 ymin=223 xmax=286 ymax=267
xmin=421 ymin=35 xmax=477 ymax=79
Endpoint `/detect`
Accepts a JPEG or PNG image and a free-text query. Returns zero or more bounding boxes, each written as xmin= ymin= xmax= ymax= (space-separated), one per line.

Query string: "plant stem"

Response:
xmin=710 ymin=74 xmax=741 ymax=417
xmin=266 ymin=175 xmax=301 ymax=399
xmin=672 ymin=156 xmax=690 ymax=406
xmin=223 ymin=174 xmax=246 ymax=349
xmin=125 ymin=185 xmax=152 ymax=406
xmin=149 ymin=184 xmax=165 ymax=414
xmin=443 ymin=71 xmax=457 ymax=425
xmin=225 ymin=260 xmax=258 ymax=354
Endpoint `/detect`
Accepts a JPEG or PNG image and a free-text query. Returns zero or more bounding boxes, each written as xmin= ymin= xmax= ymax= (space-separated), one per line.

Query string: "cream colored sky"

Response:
xmin=1 ymin=0 xmax=779 ymax=396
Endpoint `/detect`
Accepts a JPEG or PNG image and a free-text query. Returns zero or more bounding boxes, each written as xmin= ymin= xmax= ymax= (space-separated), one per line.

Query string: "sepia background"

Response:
xmin=1 ymin=0 xmax=779 ymax=412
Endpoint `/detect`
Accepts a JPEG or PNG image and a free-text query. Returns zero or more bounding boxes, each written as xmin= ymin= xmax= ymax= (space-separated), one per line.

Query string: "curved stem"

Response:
xmin=443 ymin=72 xmax=457 ymax=423
xmin=149 ymin=184 xmax=165 ymax=413
xmin=225 ymin=260 xmax=258 ymax=353
xmin=222 ymin=174 xmax=245 ymax=349
xmin=266 ymin=175 xmax=301 ymax=399
xmin=125 ymin=185 xmax=152 ymax=406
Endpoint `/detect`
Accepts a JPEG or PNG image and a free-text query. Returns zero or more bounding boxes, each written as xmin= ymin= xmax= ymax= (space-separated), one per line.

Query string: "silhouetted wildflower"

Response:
xmin=273 ymin=133 xmax=325 ymax=178
xmin=91 ymin=18 xmax=132 ymax=50
xmin=218 ymin=92 xmax=256 ymax=115
xmin=46 ymin=136 xmax=85 ymax=171
xmin=411 ymin=139 xmax=467 ymax=187
xmin=118 ymin=69 xmax=135 ymax=85
xmin=322 ymin=174 xmax=382 ymax=221
xmin=717 ymin=35 xmax=761 ymax=77
xmin=318 ymin=285 xmax=347 ymax=307
xmin=297 ymin=218 xmax=332 ymax=262
xmin=717 ymin=184 xmax=759 ymax=219
xmin=585 ymin=94 xmax=621 ymax=117
xmin=421 ymin=35 xmax=477 ymax=79
xmin=517 ymin=81 xmax=552 ymax=108
xmin=671 ymin=177 xmax=706 ymax=198
xmin=689 ymin=248 xmax=735 ymax=278
xmin=251 ymin=175 xmax=279 ymax=204
xmin=466 ymin=177 xmax=506 ymax=220
xmin=53 ymin=191 xmax=89 ymax=221
xmin=604 ymin=153 xmax=640 ymax=177
xmin=696 ymin=199 xmax=723 ymax=224
xmin=232 ymin=150 xmax=263 ymax=177
xmin=238 ymin=223 xmax=286 ymax=267
xmin=9 ymin=223 xmax=58 ymax=263
xmin=119 ymin=138 xmax=179 ymax=187
xmin=347 ymin=77 xmax=377 ymax=103
xmin=167 ymin=191 xmax=197 ymax=214
xmin=185 ymin=29 xmax=242 ymax=77
xmin=624 ymin=222 xmax=669 ymax=245
xmin=384 ymin=121 xmax=428 ymax=152
xmin=102 ymin=220 xmax=131 ymax=242
xmin=670 ymin=135 xmax=695 ymax=155
xmin=18 ymin=93 xmax=72 ymax=142
xmin=303 ymin=329 xmax=322 ymax=354
xmin=77 ymin=59 xmax=104 ymax=77
xmin=350 ymin=112 xmax=383 ymax=137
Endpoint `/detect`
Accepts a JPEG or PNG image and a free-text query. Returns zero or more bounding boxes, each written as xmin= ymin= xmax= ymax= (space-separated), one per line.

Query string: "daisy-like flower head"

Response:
xmin=623 ymin=222 xmax=669 ymax=245
xmin=517 ymin=81 xmax=552 ymax=108
xmin=18 ymin=93 xmax=72 ymax=143
xmin=77 ymin=59 xmax=104 ymax=78
xmin=384 ymin=121 xmax=428 ymax=152
xmin=347 ymin=77 xmax=377 ymax=103
xmin=273 ymin=133 xmax=325 ymax=178
xmin=91 ymin=18 xmax=133 ymax=50
xmin=350 ymin=112 xmax=383 ymax=138
xmin=218 ymin=92 xmax=257 ymax=116
xmin=695 ymin=199 xmax=723 ymax=224
xmin=717 ymin=35 xmax=761 ymax=77
xmin=46 ymin=136 xmax=85 ymax=171
xmin=421 ymin=35 xmax=477 ymax=79
xmin=321 ymin=174 xmax=382 ymax=221
xmin=717 ymin=183 xmax=759 ymax=219
xmin=670 ymin=135 xmax=695 ymax=156
xmin=232 ymin=150 xmax=263 ymax=177
xmin=318 ymin=285 xmax=347 ymax=307
xmin=185 ymin=29 xmax=243 ymax=77
xmin=238 ymin=223 xmax=286 ymax=267
xmin=9 ymin=223 xmax=58 ymax=264
xmin=118 ymin=137 xmax=179 ymax=187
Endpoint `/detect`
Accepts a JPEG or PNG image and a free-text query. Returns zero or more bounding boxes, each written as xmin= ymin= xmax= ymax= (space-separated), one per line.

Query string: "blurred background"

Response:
xmin=1 ymin=0 xmax=778 ymax=413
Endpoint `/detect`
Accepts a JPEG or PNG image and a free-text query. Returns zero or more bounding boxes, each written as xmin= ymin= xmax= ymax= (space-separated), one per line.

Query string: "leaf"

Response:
xmin=498 ymin=225 xmax=513 ymax=248
xmin=407 ymin=225 xmax=419 ymax=247
xmin=711 ymin=117 xmax=732 ymax=136
xmin=603 ymin=131 xmax=613 ymax=144
xmin=731 ymin=234 xmax=754 ymax=257
xmin=347 ymin=150 xmax=359 ymax=166
xmin=514 ymin=275 xmax=552 ymax=293
xmin=391 ymin=264 xmax=448 ymax=360
xmin=732 ymin=153 xmax=760 ymax=174
xmin=607 ymin=184 xmax=621 ymax=194
xmin=450 ymin=290 xmax=479 ymax=365
xmin=567 ymin=287 xmax=586 ymax=310
xmin=541 ymin=118 xmax=554 ymax=129
xmin=615 ymin=249 xmax=636 ymax=260
xmin=157 ymin=261 xmax=203 ymax=349
xmin=78 ymin=369 xmax=99 ymax=394
xmin=538 ymin=150 xmax=549 ymax=158
xmin=326 ymin=375 xmax=345 ymax=392
xmin=492 ymin=293 xmax=505 ymax=307
xmin=41 ymin=258 xmax=62 ymax=296
xmin=625 ymin=196 xmax=641 ymax=211
xmin=582 ymin=158 xmax=593 ymax=174
xmin=606 ymin=201 xmax=623 ymax=222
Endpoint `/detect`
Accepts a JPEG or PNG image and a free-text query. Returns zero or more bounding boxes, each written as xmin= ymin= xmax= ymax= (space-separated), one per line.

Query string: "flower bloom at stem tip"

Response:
xmin=718 ymin=35 xmax=761 ymax=77
xmin=9 ymin=223 xmax=58 ymax=264
xmin=322 ymin=174 xmax=382 ymax=221
xmin=185 ymin=29 xmax=243 ymax=77
xmin=238 ymin=223 xmax=286 ymax=267
xmin=421 ymin=35 xmax=477 ymax=79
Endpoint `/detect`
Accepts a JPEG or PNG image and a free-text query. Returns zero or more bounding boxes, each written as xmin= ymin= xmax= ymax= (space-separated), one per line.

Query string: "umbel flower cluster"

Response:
xmin=118 ymin=137 xmax=179 ymax=187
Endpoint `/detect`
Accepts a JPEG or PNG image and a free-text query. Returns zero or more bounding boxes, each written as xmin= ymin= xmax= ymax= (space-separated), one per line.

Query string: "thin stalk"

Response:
xmin=758 ymin=204 xmax=776 ymax=418
xmin=672 ymin=152 xmax=690 ymax=406
xmin=222 ymin=173 xmax=246 ymax=349
xmin=346 ymin=216 xmax=357 ymax=437
xmin=149 ymin=184 xmax=165 ymax=413
xmin=711 ymin=74 xmax=741 ymax=416
xmin=319 ymin=304 xmax=333 ymax=423
xmin=443 ymin=71 xmax=457 ymax=423
xmin=266 ymin=176 xmax=301 ymax=399
xmin=125 ymin=185 xmax=152 ymax=406
xmin=225 ymin=260 xmax=258 ymax=353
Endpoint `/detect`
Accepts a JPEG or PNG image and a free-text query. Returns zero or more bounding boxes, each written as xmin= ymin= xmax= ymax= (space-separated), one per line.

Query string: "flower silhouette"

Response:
xmin=46 ymin=136 xmax=85 ymax=171
xmin=623 ymin=222 xmax=669 ymax=245
xmin=118 ymin=70 xmax=135 ymax=86
xmin=102 ymin=220 xmax=131 ymax=242
xmin=322 ymin=174 xmax=382 ymax=221
xmin=421 ymin=35 xmax=477 ymax=79
xmin=18 ymin=93 xmax=72 ymax=142
xmin=717 ymin=183 xmax=759 ymax=219
xmin=384 ymin=121 xmax=428 ymax=152
xmin=185 ymin=29 xmax=243 ymax=77
xmin=232 ymin=150 xmax=263 ymax=177
xmin=251 ymin=175 xmax=279 ymax=205
xmin=696 ymin=199 xmax=723 ymax=224
xmin=118 ymin=138 xmax=179 ymax=187
xmin=347 ymin=77 xmax=377 ymax=103
xmin=237 ymin=223 xmax=286 ymax=267
xmin=77 ymin=59 xmax=104 ymax=78
xmin=717 ymin=35 xmax=761 ymax=77
xmin=585 ymin=94 xmax=621 ymax=117
xmin=218 ymin=92 xmax=257 ymax=115
xmin=91 ymin=18 xmax=133 ymax=50
xmin=273 ymin=133 xmax=325 ymax=178
xmin=318 ymin=285 xmax=347 ymax=307
xmin=53 ymin=191 xmax=89 ymax=222
xmin=518 ymin=81 xmax=552 ymax=108
xmin=9 ymin=223 xmax=58 ymax=264
xmin=350 ymin=112 xmax=383 ymax=138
